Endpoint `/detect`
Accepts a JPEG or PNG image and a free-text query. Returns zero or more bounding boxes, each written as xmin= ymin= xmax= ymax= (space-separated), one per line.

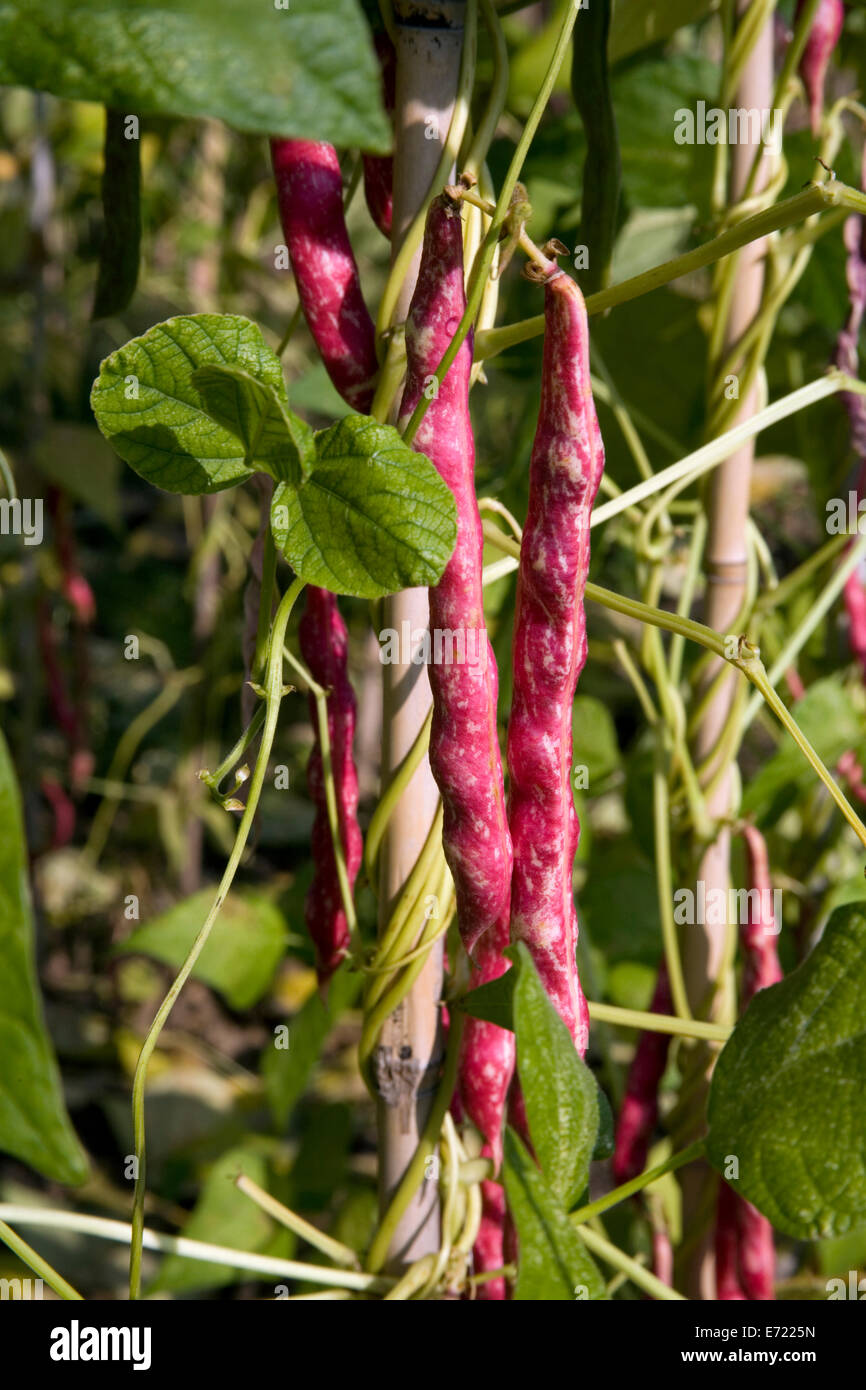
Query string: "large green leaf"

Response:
xmin=261 ymin=967 xmax=361 ymax=1129
xmin=0 ymin=729 xmax=88 ymax=1184
xmin=707 ymin=905 xmax=866 ymax=1239
xmin=0 ymin=0 xmax=390 ymax=149
xmin=512 ymin=942 xmax=598 ymax=1209
xmin=91 ymin=314 xmax=287 ymax=495
xmin=270 ymin=415 xmax=458 ymax=598
xmin=115 ymin=888 xmax=289 ymax=1011
xmin=503 ymin=1129 xmax=605 ymax=1301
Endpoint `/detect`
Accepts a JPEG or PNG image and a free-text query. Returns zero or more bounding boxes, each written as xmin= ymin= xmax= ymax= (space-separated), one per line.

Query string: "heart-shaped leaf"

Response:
xmin=91 ymin=314 xmax=287 ymax=495
xmin=707 ymin=905 xmax=866 ymax=1239
xmin=270 ymin=415 xmax=457 ymax=598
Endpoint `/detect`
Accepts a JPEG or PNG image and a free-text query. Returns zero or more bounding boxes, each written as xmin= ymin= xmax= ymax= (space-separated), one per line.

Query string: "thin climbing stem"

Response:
xmin=570 ymin=1140 xmax=707 ymax=1227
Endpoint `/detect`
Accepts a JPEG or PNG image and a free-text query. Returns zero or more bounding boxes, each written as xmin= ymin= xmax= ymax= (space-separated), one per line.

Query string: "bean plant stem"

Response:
xmin=0 ymin=1217 xmax=83 ymax=1301
xmin=575 ymin=1224 xmax=686 ymax=1301
xmin=571 ymin=1140 xmax=707 ymax=1228
xmin=0 ymin=1205 xmax=392 ymax=1293
xmin=475 ymin=183 xmax=866 ymax=361
xmin=587 ymin=1002 xmax=729 ymax=1040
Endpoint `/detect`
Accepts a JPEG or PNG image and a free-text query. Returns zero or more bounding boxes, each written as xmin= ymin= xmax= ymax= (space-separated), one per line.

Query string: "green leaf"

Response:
xmin=512 ymin=942 xmax=599 ymax=1209
xmin=192 ymin=364 xmax=316 ymax=484
xmin=503 ymin=1129 xmax=605 ymax=1301
xmin=0 ymin=0 xmax=390 ymax=150
xmin=149 ymin=1145 xmax=285 ymax=1294
xmin=261 ymin=967 xmax=361 ymax=1129
xmin=91 ymin=314 xmax=286 ymax=495
xmin=92 ymin=108 xmax=141 ymax=320
xmin=115 ymin=888 xmax=289 ymax=1011
xmin=707 ymin=905 xmax=866 ymax=1239
xmin=270 ymin=415 xmax=458 ymax=598
xmin=0 ymin=729 xmax=88 ymax=1185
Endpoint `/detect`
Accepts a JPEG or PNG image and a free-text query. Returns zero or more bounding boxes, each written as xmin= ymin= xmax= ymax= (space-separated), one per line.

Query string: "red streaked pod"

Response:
xmin=298 ymin=587 xmax=363 ymax=985
xmin=612 ymin=964 xmax=673 ymax=1184
xmin=397 ymin=192 xmax=514 ymax=963
xmin=269 ymin=142 xmax=369 ymax=981
xmin=270 ymin=139 xmax=378 ymax=411
xmin=362 ymin=34 xmax=395 ymax=239
xmin=506 ymin=263 xmax=606 ymax=1055
xmin=795 ymin=0 xmax=844 ymax=137
xmin=397 ymin=194 xmax=515 ymax=1294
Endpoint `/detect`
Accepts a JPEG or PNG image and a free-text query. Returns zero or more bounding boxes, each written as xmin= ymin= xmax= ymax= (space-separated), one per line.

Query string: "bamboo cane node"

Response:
xmin=372 ymin=1043 xmax=425 ymax=1118
xmin=393 ymin=0 xmax=466 ymax=32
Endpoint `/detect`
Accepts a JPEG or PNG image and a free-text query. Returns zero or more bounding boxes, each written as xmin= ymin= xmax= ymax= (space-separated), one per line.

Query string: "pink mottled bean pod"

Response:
xmin=506 ymin=262 xmax=606 ymax=1056
xmin=269 ymin=141 xmax=371 ymax=982
xmin=796 ymin=0 xmax=844 ymax=137
xmin=270 ymin=139 xmax=378 ymax=412
xmin=397 ymin=193 xmax=513 ymax=964
xmin=612 ymin=965 xmax=673 ymax=1185
xmin=298 ymin=587 xmax=363 ymax=984
xmin=397 ymin=194 xmax=514 ymax=1296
